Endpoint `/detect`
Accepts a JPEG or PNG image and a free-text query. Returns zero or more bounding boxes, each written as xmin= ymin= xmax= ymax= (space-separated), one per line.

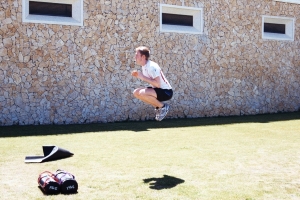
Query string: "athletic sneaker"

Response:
xmin=156 ymin=104 xmax=170 ymax=121
xmin=155 ymin=108 xmax=161 ymax=121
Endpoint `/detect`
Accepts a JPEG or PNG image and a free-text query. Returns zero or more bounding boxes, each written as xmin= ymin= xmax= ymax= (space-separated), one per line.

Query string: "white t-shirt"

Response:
xmin=142 ymin=60 xmax=172 ymax=90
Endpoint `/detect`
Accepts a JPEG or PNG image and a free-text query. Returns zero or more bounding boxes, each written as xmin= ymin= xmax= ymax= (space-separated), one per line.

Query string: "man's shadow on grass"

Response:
xmin=143 ymin=175 xmax=185 ymax=190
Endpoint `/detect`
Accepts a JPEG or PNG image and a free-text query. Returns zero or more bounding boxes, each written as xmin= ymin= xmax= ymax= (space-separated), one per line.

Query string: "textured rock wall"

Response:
xmin=0 ymin=0 xmax=299 ymax=125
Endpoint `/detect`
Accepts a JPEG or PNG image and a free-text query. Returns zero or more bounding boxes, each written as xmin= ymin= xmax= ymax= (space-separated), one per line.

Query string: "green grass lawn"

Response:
xmin=0 ymin=112 xmax=299 ymax=200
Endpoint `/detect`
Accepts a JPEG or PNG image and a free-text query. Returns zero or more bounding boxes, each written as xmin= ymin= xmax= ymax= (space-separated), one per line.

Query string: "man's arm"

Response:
xmin=132 ymin=70 xmax=161 ymax=88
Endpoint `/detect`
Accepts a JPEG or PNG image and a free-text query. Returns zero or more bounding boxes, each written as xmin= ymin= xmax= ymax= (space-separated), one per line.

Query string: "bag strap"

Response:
xmin=55 ymin=170 xmax=75 ymax=180
xmin=38 ymin=171 xmax=58 ymax=187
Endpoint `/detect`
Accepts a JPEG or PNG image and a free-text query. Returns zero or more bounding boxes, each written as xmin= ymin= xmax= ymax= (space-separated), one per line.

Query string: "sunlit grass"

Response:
xmin=0 ymin=112 xmax=299 ymax=200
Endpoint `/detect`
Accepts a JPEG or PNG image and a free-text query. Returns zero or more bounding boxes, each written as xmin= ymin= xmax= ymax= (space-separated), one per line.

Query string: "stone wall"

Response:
xmin=0 ymin=0 xmax=299 ymax=125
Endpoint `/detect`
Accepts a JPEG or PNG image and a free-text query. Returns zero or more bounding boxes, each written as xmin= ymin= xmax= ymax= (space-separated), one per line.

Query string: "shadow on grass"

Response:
xmin=0 ymin=112 xmax=299 ymax=137
xmin=143 ymin=175 xmax=185 ymax=190
xmin=38 ymin=186 xmax=78 ymax=195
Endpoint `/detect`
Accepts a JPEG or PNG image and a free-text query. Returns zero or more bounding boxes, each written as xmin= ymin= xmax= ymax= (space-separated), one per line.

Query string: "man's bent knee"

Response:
xmin=133 ymin=88 xmax=142 ymax=98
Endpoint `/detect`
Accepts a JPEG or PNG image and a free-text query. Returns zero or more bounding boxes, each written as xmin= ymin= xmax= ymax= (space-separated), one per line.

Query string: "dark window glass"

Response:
xmin=29 ymin=1 xmax=72 ymax=17
xmin=162 ymin=13 xmax=193 ymax=26
xmin=264 ymin=23 xmax=285 ymax=34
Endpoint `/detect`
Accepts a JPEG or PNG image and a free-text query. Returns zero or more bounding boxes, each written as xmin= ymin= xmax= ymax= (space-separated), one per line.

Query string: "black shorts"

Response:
xmin=148 ymin=87 xmax=173 ymax=102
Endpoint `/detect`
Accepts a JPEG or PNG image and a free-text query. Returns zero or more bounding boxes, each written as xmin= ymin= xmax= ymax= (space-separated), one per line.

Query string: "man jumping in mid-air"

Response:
xmin=131 ymin=46 xmax=173 ymax=121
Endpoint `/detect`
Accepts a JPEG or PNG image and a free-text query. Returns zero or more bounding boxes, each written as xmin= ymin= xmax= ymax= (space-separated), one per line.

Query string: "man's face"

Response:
xmin=135 ymin=50 xmax=145 ymax=66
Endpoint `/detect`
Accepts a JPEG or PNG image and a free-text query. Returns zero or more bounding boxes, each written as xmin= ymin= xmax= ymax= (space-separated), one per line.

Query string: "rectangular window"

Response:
xmin=262 ymin=15 xmax=294 ymax=41
xmin=274 ymin=0 xmax=300 ymax=4
xmin=162 ymin=13 xmax=193 ymax=27
xmin=29 ymin=1 xmax=72 ymax=17
xmin=160 ymin=4 xmax=203 ymax=34
xmin=264 ymin=23 xmax=285 ymax=34
xmin=22 ymin=0 xmax=83 ymax=26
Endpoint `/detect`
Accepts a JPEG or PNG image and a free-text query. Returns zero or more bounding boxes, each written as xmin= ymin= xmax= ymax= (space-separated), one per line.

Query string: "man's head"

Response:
xmin=135 ymin=46 xmax=150 ymax=66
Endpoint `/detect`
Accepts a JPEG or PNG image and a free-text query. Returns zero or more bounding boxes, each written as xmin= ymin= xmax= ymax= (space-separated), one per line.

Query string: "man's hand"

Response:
xmin=131 ymin=70 xmax=139 ymax=77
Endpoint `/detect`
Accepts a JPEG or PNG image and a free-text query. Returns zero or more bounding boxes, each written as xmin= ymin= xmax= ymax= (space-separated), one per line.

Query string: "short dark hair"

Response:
xmin=136 ymin=46 xmax=150 ymax=60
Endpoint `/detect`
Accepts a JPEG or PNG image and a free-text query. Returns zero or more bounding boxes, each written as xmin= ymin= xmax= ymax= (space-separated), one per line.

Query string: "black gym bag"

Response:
xmin=54 ymin=169 xmax=78 ymax=194
xmin=38 ymin=171 xmax=60 ymax=195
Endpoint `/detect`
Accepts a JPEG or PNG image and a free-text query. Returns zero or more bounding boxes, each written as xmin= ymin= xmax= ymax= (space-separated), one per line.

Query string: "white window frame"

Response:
xmin=274 ymin=0 xmax=300 ymax=4
xmin=160 ymin=4 xmax=203 ymax=34
xmin=262 ymin=15 xmax=295 ymax=41
xmin=22 ymin=0 xmax=83 ymax=26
